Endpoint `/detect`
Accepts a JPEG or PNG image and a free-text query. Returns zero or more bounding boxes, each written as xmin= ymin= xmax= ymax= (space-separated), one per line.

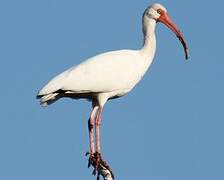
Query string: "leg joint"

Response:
xmin=95 ymin=120 xmax=101 ymax=126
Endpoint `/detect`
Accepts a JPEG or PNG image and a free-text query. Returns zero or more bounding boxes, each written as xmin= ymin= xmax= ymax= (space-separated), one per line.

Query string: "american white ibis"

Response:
xmin=37 ymin=3 xmax=188 ymax=179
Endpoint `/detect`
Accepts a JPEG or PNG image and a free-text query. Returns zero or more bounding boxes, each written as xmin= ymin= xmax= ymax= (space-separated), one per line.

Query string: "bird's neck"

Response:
xmin=140 ymin=18 xmax=156 ymax=58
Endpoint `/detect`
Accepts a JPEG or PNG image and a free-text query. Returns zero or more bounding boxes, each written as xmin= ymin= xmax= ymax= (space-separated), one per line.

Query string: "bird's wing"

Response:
xmin=37 ymin=67 xmax=70 ymax=96
xmin=38 ymin=50 xmax=142 ymax=96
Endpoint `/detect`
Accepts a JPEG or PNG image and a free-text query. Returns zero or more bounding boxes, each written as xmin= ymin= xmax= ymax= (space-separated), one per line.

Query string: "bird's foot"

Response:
xmin=86 ymin=152 xmax=114 ymax=179
xmin=85 ymin=152 xmax=94 ymax=168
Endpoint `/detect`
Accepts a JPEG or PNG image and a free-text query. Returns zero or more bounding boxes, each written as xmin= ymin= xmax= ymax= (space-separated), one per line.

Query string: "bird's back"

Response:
xmin=37 ymin=49 xmax=149 ymax=105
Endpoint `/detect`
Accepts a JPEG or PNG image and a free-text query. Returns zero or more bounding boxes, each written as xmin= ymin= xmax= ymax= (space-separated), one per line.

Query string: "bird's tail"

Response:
xmin=36 ymin=92 xmax=60 ymax=107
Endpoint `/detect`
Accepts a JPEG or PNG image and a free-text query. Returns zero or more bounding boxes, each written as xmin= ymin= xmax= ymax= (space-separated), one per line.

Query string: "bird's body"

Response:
xmin=37 ymin=3 xmax=188 ymax=179
xmin=38 ymin=42 xmax=156 ymax=106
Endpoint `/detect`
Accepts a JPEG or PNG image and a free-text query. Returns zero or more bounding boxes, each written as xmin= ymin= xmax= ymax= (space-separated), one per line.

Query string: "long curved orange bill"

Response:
xmin=158 ymin=11 xmax=189 ymax=60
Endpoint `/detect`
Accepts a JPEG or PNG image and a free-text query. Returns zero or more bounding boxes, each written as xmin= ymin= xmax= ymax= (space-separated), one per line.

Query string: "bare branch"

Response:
xmin=97 ymin=163 xmax=114 ymax=180
xmin=87 ymin=154 xmax=114 ymax=180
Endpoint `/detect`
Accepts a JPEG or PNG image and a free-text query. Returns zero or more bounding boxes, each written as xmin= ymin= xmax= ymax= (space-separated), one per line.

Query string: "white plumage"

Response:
xmin=38 ymin=48 xmax=155 ymax=106
xmin=37 ymin=3 xmax=188 ymax=179
xmin=37 ymin=3 xmax=188 ymax=108
xmin=39 ymin=50 xmax=149 ymax=93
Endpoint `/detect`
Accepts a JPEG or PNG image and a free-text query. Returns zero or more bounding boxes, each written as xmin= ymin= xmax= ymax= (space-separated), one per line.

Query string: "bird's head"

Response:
xmin=144 ymin=3 xmax=189 ymax=59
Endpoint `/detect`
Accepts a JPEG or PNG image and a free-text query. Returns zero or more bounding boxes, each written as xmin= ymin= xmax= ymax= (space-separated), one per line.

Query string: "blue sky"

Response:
xmin=0 ymin=0 xmax=223 ymax=180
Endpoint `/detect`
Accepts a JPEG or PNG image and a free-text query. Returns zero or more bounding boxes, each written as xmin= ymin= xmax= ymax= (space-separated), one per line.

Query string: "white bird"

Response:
xmin=37 ymin=3 xmax=188 ymax=179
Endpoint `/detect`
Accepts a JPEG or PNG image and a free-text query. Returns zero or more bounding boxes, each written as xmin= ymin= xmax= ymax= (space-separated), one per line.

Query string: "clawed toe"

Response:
xmin=86 ymin=152 xmax=94 ymax=168
xmin=86 ymin=152 xmax=114 ymax=179
xmin=86 ymin=152 xmax=101 ymax=169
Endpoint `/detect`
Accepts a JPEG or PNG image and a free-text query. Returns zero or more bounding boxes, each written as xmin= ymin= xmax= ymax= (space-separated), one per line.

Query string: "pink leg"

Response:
xmin=88 ymin=106 xmax=115 ymax=179
xmin=88 ymin=106 xmax=98 ymax=155
xmin=95 ymin=106 xmax=103 ymax=154
xmin=93 ymin=106 xmax=103 ymax=179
